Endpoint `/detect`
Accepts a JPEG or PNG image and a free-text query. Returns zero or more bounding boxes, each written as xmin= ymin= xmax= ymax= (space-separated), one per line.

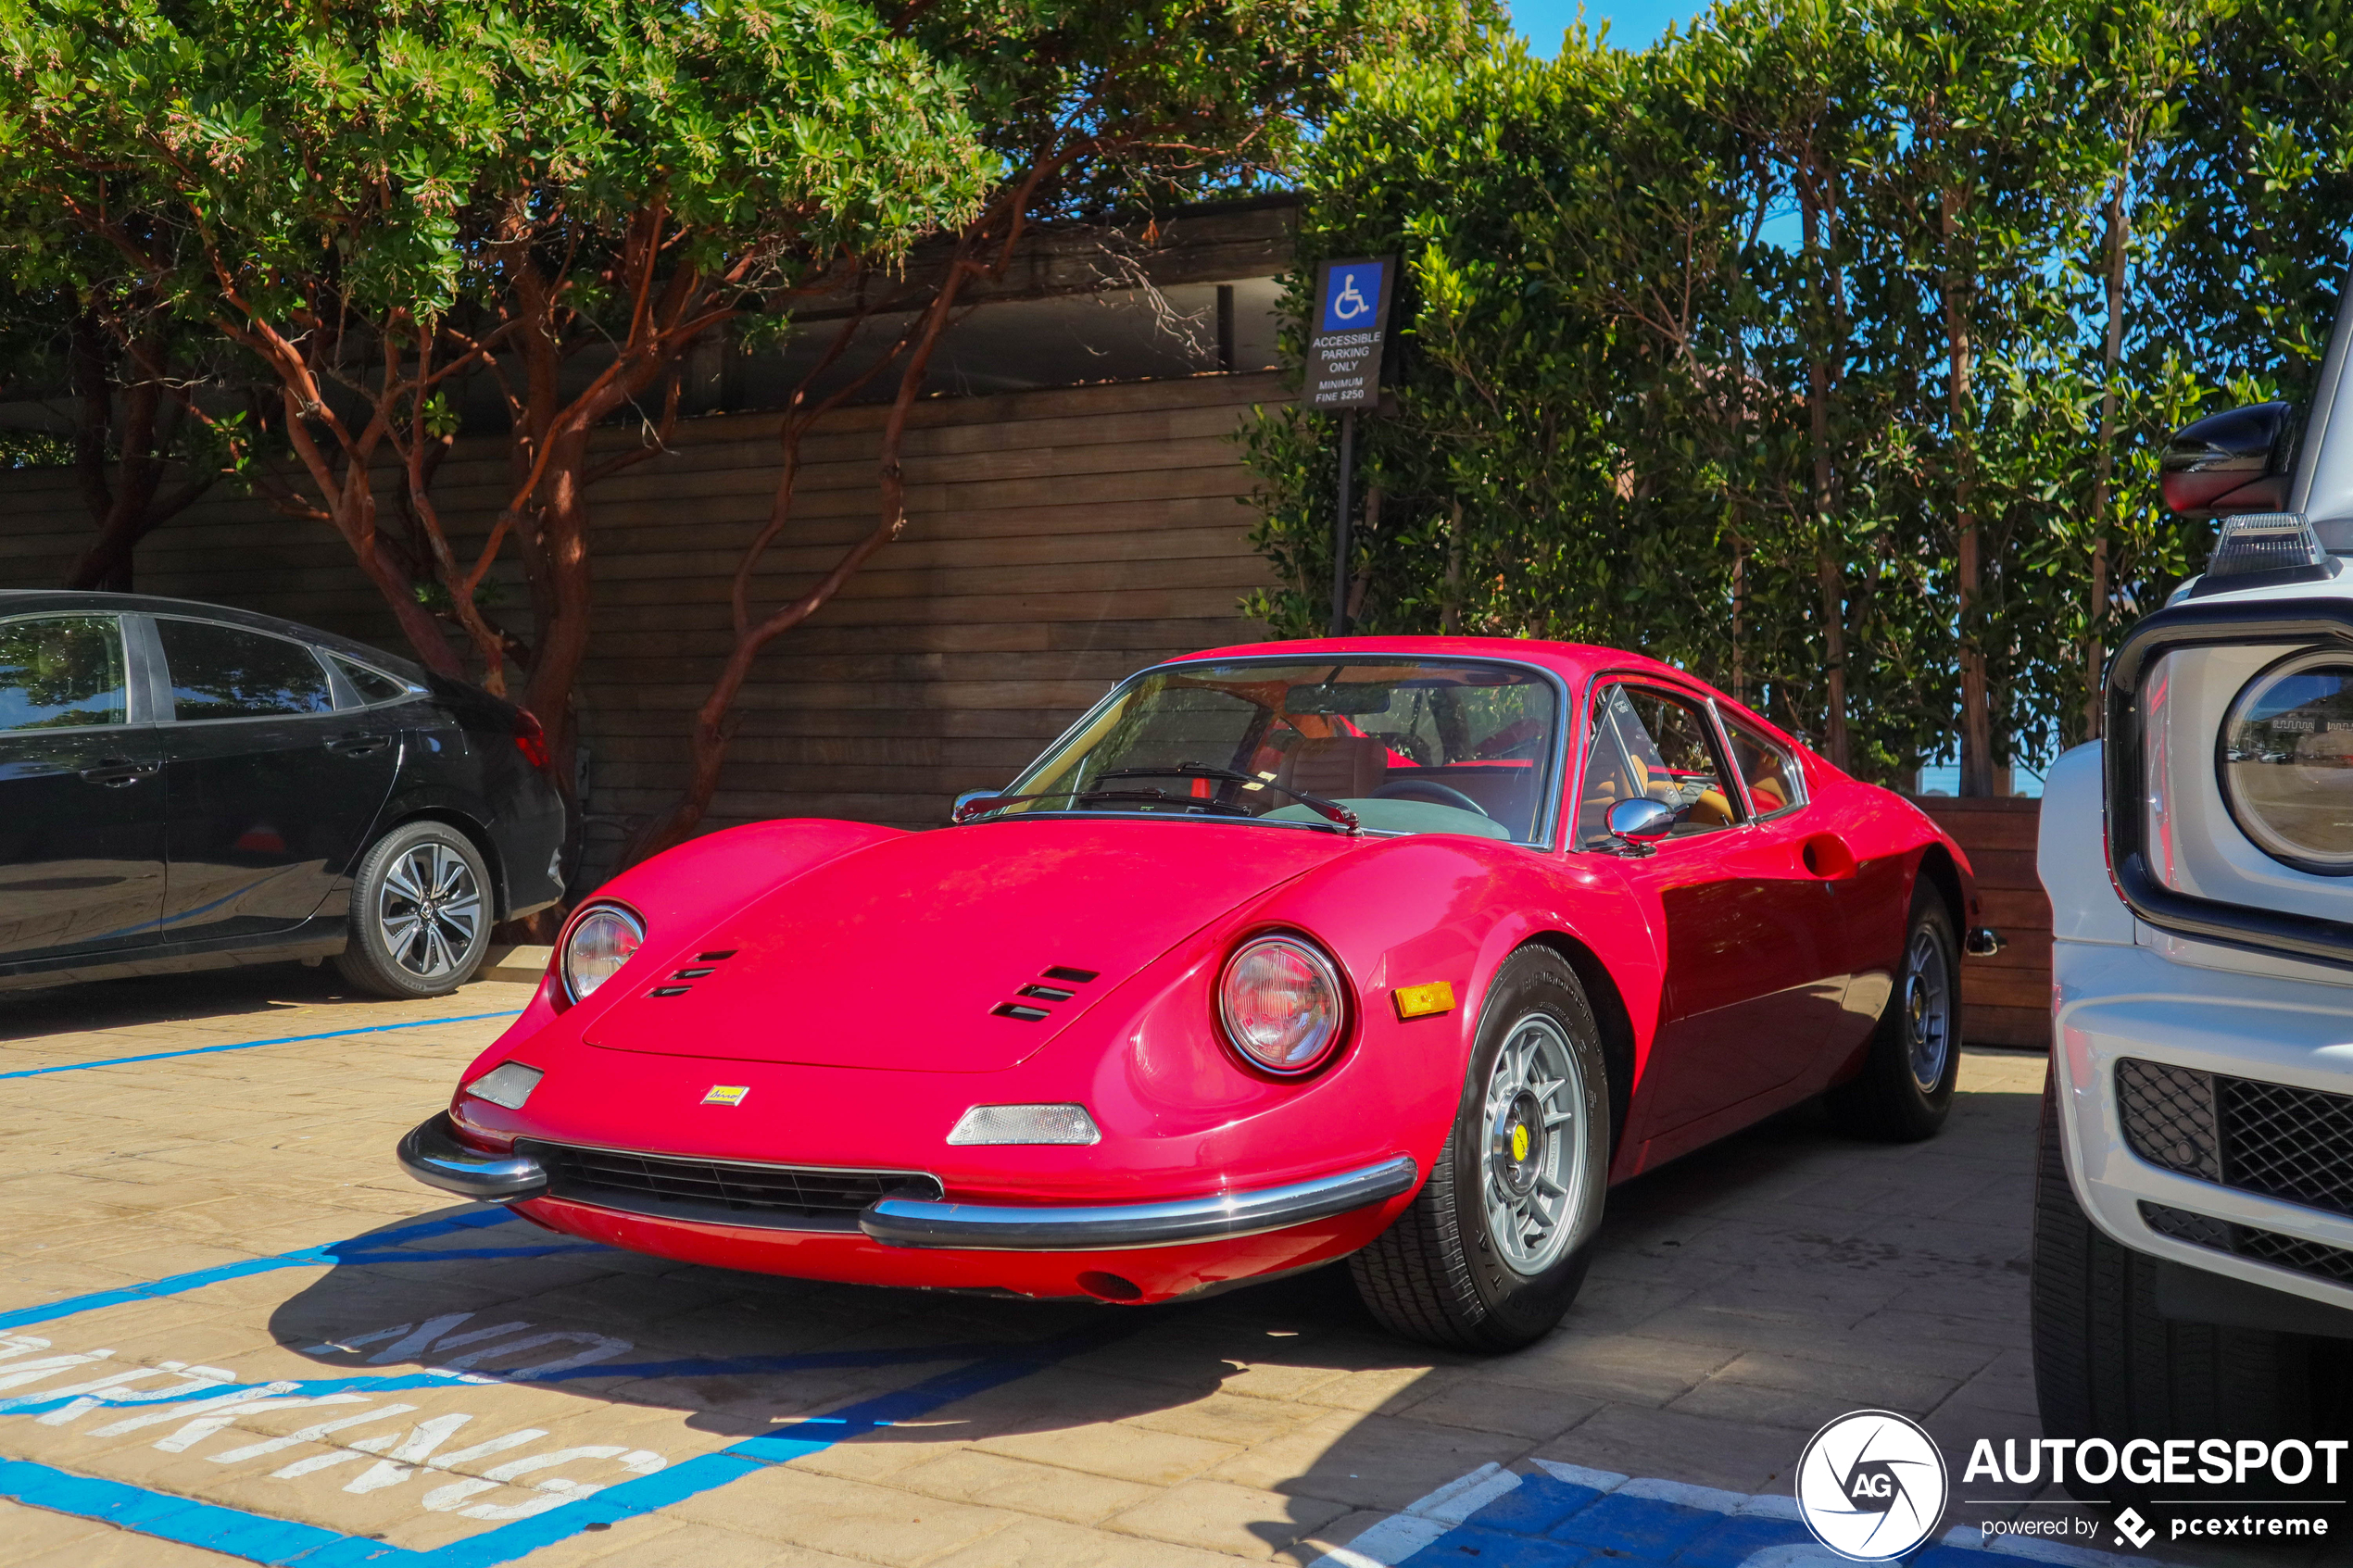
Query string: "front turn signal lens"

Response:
xmin=561 ymin=904 xmax=644 ymax=1002
xmin=947 ymin=1104 xmax=1101 ymax=1145
xmin=465 ymin=1061 xmax=544 ymax=1110
xmin=1218 ymin=935 xmax=1345 ymax=1074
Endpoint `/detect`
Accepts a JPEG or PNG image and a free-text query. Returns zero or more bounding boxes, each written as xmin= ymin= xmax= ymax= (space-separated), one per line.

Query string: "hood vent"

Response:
xmin=990 ymin=965 xmax=1098 ymax=1022
xmin=649 ymin=949 xmax=737 ymax=999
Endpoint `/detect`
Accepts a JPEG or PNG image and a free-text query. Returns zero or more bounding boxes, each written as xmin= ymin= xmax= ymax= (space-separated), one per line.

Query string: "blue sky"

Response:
xmin=1511 ymin=0 xmax=1702 ymax=54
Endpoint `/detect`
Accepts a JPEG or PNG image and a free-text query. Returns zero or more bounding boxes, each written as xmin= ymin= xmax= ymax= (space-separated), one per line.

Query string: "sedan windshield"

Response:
xmin=978 ymin=659 xmax=1560 ymax=843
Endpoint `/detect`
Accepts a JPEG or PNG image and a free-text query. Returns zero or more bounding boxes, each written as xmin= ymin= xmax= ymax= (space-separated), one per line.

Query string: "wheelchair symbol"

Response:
xmin=1329 ymin=272 xmax=1371 ymax=321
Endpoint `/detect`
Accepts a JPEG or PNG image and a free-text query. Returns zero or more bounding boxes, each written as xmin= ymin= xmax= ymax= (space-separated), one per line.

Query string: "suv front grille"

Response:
xmin=2117 ymin=1058 xmax=2353 ymax=1218
xmin=522 ymin=1141 xmax=940 ymax=1232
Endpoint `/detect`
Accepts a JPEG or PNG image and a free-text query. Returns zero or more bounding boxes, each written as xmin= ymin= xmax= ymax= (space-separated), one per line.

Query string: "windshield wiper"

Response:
xmin=950 ymin=785 xmax=1253 ymax=824
xmin=1100 ymin=764 xmax=1360 ymax=833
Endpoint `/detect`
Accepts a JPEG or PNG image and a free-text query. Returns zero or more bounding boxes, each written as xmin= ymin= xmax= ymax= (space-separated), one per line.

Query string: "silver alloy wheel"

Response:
xmin=1479 ymin=1012 xmax=1587 ymax=1275
xmin=1902 ymin=927 xmax=1953 ymax=1093
xmin=377 ymin=840 xmax=483 ymax=980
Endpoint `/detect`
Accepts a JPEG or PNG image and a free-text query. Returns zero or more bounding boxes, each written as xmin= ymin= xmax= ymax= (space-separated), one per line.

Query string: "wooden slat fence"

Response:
xmin=0 ymin=372 xmax=1288 ymax=881
xmin=1906 ymin=795 xmax=2050 ymax=1050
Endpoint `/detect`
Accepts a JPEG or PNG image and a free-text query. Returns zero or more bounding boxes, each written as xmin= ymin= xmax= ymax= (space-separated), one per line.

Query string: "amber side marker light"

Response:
xmin=1393 ymin=981 xmax=1455 ymax=1020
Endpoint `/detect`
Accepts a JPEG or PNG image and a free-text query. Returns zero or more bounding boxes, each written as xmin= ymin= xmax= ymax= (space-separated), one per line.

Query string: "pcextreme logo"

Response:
xmin=1795 ymin=1410 xmax=1949 ymax=1561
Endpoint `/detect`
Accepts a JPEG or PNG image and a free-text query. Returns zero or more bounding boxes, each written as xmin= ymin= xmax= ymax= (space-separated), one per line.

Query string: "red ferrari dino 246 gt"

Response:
xmin=400 ymin=637 xmax=1985 ymax=1349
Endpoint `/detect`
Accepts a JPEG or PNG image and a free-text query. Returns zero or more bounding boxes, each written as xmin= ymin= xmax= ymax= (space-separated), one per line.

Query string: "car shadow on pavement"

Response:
xmin=247 ymin=1066 xmax=2051 ymax=1562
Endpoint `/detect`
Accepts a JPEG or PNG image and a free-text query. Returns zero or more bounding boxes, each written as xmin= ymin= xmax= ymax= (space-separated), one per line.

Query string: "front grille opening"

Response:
xmin=2119 ymin=1057 xmax=2353 ymax=1219
xmin=2143 ymin=1201 xmax=2353 ymax=1287
xmin=523 ymin=1142 xmax=939 ymax=1232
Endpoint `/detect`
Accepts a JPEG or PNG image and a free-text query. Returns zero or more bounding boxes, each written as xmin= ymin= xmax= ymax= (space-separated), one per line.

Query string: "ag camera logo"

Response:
xmin=1797 ymin=1410 xmax=1949 ymax=1560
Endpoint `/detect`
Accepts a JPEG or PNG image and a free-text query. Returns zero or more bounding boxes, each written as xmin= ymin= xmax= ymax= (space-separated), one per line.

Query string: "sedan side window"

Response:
xmin=1576 ymin=684 xmax=1739 ymax=846
xmin=157 ymin=620 xmax=333 ymax=721
xmin=1725 ymin=718 xmax=1805 ymax=818
xmin=0 ymin=616 xmax=129 ymax=731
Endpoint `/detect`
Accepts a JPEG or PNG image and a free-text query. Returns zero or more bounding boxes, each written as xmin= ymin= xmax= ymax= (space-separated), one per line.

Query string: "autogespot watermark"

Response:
xmin=1960 ymin=1436 xmax=2343 ymax=1547
xmin=1796 ymin=1410 xmax=1950 ymax=1560
xmin=1795 ymin=1412 xmax=2347 ymax=1557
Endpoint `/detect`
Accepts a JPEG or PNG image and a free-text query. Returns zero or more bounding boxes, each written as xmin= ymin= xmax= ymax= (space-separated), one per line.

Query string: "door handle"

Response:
xmin=79 ymin=759 xmax=160 ymax=787
xmin=326 ymin=734 xmax=392 ymax=757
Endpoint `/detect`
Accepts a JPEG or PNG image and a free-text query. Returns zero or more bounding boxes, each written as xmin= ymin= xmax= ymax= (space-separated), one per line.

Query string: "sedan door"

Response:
xmin=1572 ymin=683 xmax=1844 ymax=1146
xmin=0 ymin=612 xmax=168 ymax=960
xmin=153 ymin=616 xmax=400 ymax=941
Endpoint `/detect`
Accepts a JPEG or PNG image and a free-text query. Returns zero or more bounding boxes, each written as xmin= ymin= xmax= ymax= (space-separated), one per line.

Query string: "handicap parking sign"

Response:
xmin=1308 ymin=256 xmax=1395 ymax=410
xmin=1321 ymin=262 xmax=1384 ymax=332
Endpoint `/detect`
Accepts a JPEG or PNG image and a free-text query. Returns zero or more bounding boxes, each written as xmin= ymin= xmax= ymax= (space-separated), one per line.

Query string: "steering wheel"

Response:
xmin=1369 ymin=779 xmax=1491 ymax=816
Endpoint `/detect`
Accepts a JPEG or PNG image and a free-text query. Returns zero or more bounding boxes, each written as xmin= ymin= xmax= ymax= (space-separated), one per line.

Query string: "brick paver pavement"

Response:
xmin=0 ymin=965 xmax=2296 ymax=1566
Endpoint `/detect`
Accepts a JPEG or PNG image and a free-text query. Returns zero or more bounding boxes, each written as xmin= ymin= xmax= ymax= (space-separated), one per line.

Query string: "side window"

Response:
xmin=1725 ymin=718 xmax=1805 ymax=818
xmin=157 ymin=620 xmax=333 ymax=721
xmin=1575 ymin=684 xmax=1739 ymax=846
xmin=330 ymin=654 xmax=412 ymax=706
xmin=0 ymin=616 xmax=128 ymax=731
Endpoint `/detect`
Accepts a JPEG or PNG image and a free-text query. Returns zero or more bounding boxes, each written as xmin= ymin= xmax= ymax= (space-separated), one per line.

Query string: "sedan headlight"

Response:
xmin=1218 ymin=935 xmax=1345 ymax=1074
xmin=561 ymin=904 xmax=644 ymax=1002
xmin=2220 ymin=653 xmax=2353 ymax=872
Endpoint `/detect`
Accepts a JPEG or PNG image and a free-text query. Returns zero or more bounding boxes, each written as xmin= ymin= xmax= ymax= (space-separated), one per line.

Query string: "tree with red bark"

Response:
xmin=0 ymin=0 xmax=988 ymax=792
xmin=624 ymin=0 xmax=1504 ymax=861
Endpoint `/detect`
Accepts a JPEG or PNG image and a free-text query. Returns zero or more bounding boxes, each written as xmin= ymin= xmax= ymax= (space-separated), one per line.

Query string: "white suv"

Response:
xmin=2035 ymin=292 xmax=2353 ymax=1474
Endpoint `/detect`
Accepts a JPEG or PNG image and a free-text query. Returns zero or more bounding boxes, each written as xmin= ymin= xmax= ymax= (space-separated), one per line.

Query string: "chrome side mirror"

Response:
xmin=1605 ymin=797 xmax=1676 ymax=855
xmin=951 ymin=789 xmax=1000 ymax=823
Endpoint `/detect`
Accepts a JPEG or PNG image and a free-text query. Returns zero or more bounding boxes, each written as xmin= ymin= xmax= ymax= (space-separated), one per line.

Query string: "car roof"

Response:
xmin=1164 ymin=633 xmax=1824 ymax=765
xmin=0 ymin=589 xmax=427 ymax=680
xmin=1172 ymin=634 xmax=1705 ymax=691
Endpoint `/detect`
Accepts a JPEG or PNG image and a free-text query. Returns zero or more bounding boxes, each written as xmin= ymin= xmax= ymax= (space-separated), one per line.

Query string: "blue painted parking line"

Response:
xmin=1306 ymin=1461 xmax=2180 ymax=1568
xmin=0 ymin=1206 xmax=1126 ymax=1565
xmin=0 ymin=1209 xmax=577 ymax=1335
xmin=1 ymin=1323 xmax=1114 ymax=1567
xmin=0 ymin=1010 xmax=525 ymax=1080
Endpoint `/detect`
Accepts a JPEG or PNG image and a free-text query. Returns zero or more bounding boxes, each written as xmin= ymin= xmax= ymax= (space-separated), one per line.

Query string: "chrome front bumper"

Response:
xmin=395 ymin=1115 xmax=1417 ymax=1251
xmin=397 ymin=1113 xmax=549 ymax=1202
xmin=859 ymin=1155 xmax=1420 ymax=1250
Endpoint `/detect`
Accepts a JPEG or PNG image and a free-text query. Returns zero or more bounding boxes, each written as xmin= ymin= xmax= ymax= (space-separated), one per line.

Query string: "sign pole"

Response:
xmin=1303 ymin=256 xmax=1396 ymax=643
xmin=1331 ymin=408 xmax=1355 ymax=637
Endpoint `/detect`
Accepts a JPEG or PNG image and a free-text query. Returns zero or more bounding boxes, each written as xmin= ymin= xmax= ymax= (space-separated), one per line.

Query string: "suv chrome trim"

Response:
xmin=859 ymin=1153 xmax=1418 ymax=1251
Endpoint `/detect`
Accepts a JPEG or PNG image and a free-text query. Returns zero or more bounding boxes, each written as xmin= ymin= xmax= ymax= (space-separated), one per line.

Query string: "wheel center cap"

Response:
xmin=1494 ymin=1091 xmax=1543 ymax=1195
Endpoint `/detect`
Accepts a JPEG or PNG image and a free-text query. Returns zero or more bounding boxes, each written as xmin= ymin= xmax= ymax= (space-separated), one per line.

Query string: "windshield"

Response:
xmin=979 ymin=659 xmax=1561 ymax=843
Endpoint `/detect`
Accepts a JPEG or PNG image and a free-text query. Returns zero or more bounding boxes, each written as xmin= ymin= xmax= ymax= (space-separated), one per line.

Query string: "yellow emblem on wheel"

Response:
xmin=1510 ymin=1124 xmax=1530 ymax=1161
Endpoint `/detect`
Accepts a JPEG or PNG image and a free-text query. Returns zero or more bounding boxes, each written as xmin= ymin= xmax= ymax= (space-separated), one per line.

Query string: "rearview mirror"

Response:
xmin=2160 ymin=402 xmax=2297 ymax=519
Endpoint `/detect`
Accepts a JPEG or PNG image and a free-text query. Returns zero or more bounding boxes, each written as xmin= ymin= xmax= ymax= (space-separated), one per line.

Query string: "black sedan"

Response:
xmin=0 ymin=591 xmax=568 ymax=997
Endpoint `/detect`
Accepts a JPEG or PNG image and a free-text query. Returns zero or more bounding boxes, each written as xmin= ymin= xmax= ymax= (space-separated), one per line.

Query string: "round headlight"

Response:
xmin=1218 ymin=935 xmax=1345 ymax=1074
xmin=561 ymin=904 xmax=644 ymax=1001
xmin=2221 ymin=654 xmax=2353 ymax=872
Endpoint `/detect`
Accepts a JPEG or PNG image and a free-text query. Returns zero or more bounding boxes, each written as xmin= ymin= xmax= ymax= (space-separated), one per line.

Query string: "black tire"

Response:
xmin=1350 ymin=946 xmax=1611 ymax=1351
xmin=333 ymin=820 xmax=494 ymax=999
xmin=1824 ymin=883 xmax=1959 ymax=1142
xmin=2030 ymin=1078 xmax=2347 ymax=1506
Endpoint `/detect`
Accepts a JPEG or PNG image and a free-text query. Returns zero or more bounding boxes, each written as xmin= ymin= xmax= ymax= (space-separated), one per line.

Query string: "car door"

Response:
xmin=154 ymin=616 xmax=400 ymax=940
xmin=1572 ymin=682 xmax=1843 ymax=1139
xmin=0 ymin=612 xmax=168 ymax=960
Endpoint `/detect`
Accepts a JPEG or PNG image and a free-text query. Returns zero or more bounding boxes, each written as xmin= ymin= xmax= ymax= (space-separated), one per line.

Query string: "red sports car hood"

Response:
xmin=585 ymin=819 xmax=1353 ymax=1072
